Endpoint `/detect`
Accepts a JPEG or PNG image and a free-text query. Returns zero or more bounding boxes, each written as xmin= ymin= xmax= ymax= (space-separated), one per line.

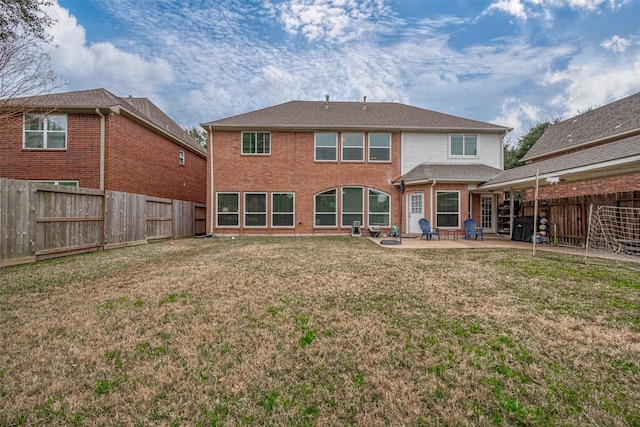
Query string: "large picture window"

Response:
xmin=315 ymin=189 xmax=337 ymax=226
xmin=368 ymin=133 xmax=391 ymax=161
xmin=244 ymin=193 xmax=267 ymax=227
xmin=341 ymin=132 xmax=364 ymax=162
xmin=24 ymin=114 xmax=67 ymax=149
xmin=436 ymin=191 xmax=460 ymax=228
xmin=272 ymin=193 xmax=295 ymax=227
xmin=217 ymin=193 xmax=239 ymax=227
xmin=242 ymin=132 xmax=270 ymax=154
xmin=368 ymin=189 xmax=390 ymax=226
xmin=342 ymin=187 xmax=363 ymax=227
xmin=450 ymin=134 xmax=477 ymax=157
xmin=315 ymin=133 xmax=337 ymax=161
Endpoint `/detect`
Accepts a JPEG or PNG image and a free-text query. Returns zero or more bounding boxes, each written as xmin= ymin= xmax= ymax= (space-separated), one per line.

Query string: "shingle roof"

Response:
xmin=522 ymin=91 xmax=640 ymax=161
xmin=481 ymin=133 xmax=640 ymax=188
xmin=2 ymin=88 xmax=205 ymax=155
xmin=202 ymin=100 xmax=511 ymax=132
xmin=398 ymin=163 xmax=503 ymax=184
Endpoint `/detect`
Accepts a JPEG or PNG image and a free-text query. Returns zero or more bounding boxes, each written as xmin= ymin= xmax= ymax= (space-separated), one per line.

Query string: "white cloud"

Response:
xmin=273 ymin=0 xmax=387 ymax=43
xmin=494 ymin=98 xmax=544 ymax=143
xmin=43 ymin=2 xmax=174 ymax=98
xmin=485 ymin=0 xmax=529 ymax=20
xmin=601 ymin=35 xmax=630 ymax=52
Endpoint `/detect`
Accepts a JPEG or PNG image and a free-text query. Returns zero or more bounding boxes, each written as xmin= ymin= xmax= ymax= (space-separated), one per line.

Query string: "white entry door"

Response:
xmin=408 ymin=193 xmax=424 ymax=234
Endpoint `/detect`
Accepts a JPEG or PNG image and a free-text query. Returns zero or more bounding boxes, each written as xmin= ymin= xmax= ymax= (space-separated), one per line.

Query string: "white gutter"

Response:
xmin=208 ymin=126 xmax=214 ymax=236
xmin=95 ymin=109 xmax=105 ymax=190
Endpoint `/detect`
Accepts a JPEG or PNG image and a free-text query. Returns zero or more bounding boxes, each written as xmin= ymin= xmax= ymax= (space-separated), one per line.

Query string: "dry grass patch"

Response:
xmin=0 ymin=236 xmax=638 ymax=426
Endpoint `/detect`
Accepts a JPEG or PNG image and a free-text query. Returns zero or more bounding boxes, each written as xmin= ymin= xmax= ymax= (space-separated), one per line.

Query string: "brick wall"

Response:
xmin=525 ymin=173 xmax=640 ymax=201
xmin=105 ymin=113 xmax=206 ymax=202
xmin=1 ymin=111 xmax=207 ymax=203
xmin=207 ymin=130 xmax=402 ymax=235
xmin=0 ymin=113 xmax=101 ymax=187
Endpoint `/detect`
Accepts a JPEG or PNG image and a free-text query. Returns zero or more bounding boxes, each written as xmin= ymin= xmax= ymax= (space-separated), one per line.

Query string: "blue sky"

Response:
xmin=45 ymin=0 xmax=640 ymax=141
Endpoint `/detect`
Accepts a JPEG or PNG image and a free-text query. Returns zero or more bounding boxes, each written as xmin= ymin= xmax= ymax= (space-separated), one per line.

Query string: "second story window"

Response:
xmin=179 ymin=150 xmax=185 ymax=165
xmin=450 ymin=134 xmax=478 ymax=157
xmin=341 ymin=132 xmax=364 ymax=162
xmin=242 ymin=132 xmax=270 ymax=155
xmin=368 ymin=133 xmax=391 ymax=161
xmin=24 ymin=114 xmax=67 ymax=149
xmin=315 ymin=132 xmax=337 ymax=161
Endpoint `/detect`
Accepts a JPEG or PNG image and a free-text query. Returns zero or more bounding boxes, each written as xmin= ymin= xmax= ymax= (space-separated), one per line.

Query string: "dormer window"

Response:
xmin=23 ymin=114 xmax=67 ymax=149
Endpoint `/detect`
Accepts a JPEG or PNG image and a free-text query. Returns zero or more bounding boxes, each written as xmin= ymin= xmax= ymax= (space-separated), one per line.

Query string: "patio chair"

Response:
xmin=464 ymin=218 xmax=484 ymax=240
xmin=419 ymin=218 xmax=440 ymax=240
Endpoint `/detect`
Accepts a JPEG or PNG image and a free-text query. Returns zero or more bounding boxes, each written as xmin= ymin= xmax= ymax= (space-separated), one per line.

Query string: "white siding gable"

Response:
xmin=402 ymin=132 xmax=503 ymax=175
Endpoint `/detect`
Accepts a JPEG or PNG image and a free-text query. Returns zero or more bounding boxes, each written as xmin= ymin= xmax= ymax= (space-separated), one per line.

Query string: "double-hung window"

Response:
xmin=24 ymin=114 xmax=67 ymax=149
xmin=368 ymin=133 xmax=391 ymax=161
xmin=242 ymin=132 xmax=270 ymax=155
xmin=272 ymin=193 xmax=294 ymax=227
xmin=368 ymin=189 xmax=390 ymax=226
xmin=450 ymin=134 xmax=477 ymax=157
xmin=342 ymin=187 xmax=363 ymax=227
xmin=315 ymin=189 xmax=337 ymax=226
xmin=217 ymin=193 xmax=240 ymax=227
xmin=315 ymin=132 xmax=337 ymax=161
xmin=436 ymin=191 xmax=460 ymax=228
xmin=341 ymin=133 xmax=364 ymax=162
xmin=244 ymin=193 xmax=267 ymax=227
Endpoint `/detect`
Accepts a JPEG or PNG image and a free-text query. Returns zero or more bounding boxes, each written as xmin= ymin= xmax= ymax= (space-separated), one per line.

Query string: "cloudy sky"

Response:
xmin=45 ymin=0 xmax=640 ymax=141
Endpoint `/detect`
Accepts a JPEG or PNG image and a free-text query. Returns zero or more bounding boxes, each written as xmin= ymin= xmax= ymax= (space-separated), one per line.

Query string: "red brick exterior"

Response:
xmin=525 ymin=173 xmax=640 ymax=201
xmin=207 ymin=130 xmax=402 ymax=235
xmin=0 ymin=111 xmax=206 ymax=202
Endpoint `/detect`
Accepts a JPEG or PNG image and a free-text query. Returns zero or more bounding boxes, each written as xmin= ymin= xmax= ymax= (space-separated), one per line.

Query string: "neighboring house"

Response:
xmin=201 ymin=97 xmax=511 ymax=236
xmin=480 ymin=91 xmax=640 ymax=244
xmin=0 ymin=88 xmax=207 ymax=202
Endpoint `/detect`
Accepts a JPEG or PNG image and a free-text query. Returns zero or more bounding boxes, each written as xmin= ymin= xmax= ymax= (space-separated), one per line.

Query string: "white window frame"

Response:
xmin=341 ymin=186 xmax=364 ymax=228
xmin=271 ymin=192 xmax=295 ymax=228
xmin=23 ymin=114 xmax=67 ymax=149
xmin=436 ymin=190 xmax=461 ymax=228
xmin=341 ymin=132 xmax=364 ymax=162
xmin=241 ymin=132 xmax=271 ymax=155
xmin=314 ymin=188 xmax=337 ymax=227
xmin=179 ymin=150 xmax=185 ymax=165
xmin=34 ymin=180 xmax=78 ymax=187
xmin=314 ymin=132 xmax=338 ymax=162
xmin=368 ymin=189 xmax=391 ymax=227
xmin=244 ymin=192 xmax=268 ymax=228
xmin=368 ymin=133 xmax=391 ymax=162
xmin=449 ymin=134 xmax=478 ymax=158
xmin=216 ymin=192 xmax=240 ymax=228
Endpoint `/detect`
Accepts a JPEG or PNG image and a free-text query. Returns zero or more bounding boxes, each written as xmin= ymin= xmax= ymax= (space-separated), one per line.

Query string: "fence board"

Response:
xmin=146 ymin=197 xmax=173 ymax=240
xmin=104 ymin=191 xmax=146 ymax=248
xmin=1 ymin=179 xmax=203 ymax=267
xmin=34 ymin=183 xmax=104 ymax=257
xmin=0 ymin=178 xmax=36 ymax=266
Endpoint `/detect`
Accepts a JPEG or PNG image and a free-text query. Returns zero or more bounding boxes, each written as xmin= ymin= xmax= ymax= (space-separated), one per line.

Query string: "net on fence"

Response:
xmin=584 ymin=204 xmax=640 ymax=270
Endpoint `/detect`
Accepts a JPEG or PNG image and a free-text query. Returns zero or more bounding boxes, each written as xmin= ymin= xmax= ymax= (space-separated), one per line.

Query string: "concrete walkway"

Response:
xmin=368 ymin=233 xmax=587 ymax=257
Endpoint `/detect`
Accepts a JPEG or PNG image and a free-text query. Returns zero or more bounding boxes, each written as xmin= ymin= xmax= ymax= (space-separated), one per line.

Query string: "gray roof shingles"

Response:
xmin=522 ymin=91 xmax=640 ymax=161
xmin=400 ymin=163 xmax=503 ymax=183
xmin=202 ymin=100 xmax=511 ymax=132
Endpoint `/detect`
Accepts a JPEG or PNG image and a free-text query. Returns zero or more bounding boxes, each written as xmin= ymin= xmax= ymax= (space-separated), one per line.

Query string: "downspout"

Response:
xmin=95 ymin=109 xmax=105 ymax=190
xmin=208 ymin=126 xmax=214 ymax=236
xmin=430 ymin=180 xmax=437 ymax=225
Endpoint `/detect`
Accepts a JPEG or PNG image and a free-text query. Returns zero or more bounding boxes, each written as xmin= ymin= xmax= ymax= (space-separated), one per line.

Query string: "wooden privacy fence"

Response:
xmin=1 ymin=178 xmax=206 ymax=267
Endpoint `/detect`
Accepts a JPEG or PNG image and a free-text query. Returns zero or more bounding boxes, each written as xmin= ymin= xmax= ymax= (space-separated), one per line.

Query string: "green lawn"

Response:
xmin=1 ymin=237 xmax=638 ymax=426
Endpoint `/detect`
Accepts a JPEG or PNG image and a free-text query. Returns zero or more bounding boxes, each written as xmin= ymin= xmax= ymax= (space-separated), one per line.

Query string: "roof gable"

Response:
xmin=202 ymin=100 xmax=511 ymax=132
xmin=522 ymin=91 xmax=640 ymax=162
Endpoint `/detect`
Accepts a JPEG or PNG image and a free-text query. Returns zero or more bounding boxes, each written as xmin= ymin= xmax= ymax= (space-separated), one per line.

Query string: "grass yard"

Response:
xmin=0 ymin=237 xmax=639 ymax=426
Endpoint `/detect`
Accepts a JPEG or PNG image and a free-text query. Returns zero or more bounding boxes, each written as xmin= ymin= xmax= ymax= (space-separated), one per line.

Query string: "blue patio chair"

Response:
xmin=419 ymin=218 xmax=440 ymax=240
xmin=464 ymin=218 xmax=484 ymax=240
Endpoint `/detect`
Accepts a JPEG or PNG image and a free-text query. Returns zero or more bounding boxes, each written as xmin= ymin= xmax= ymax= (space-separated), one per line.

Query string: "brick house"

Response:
xmin=480 ymin=91 xmax=640 ymax=245
xmin=201 ymin=97 xmax=511 ymax=236
xmin=0 ymin=88 xmax=207 ymax=202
